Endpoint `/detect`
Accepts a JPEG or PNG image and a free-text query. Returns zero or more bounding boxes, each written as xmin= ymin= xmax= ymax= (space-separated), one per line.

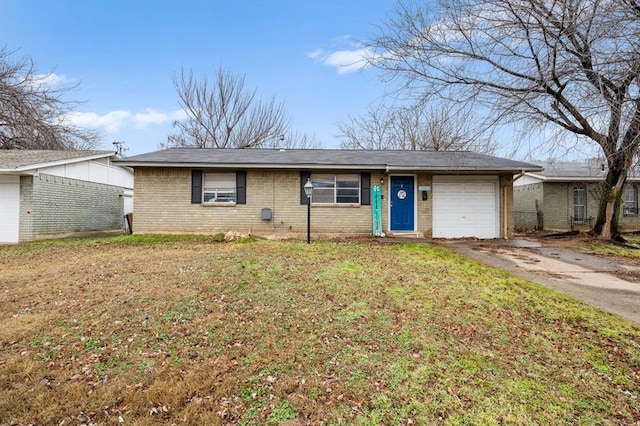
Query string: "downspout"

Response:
xmin=502 ymin=170 xmax=527 ymax=239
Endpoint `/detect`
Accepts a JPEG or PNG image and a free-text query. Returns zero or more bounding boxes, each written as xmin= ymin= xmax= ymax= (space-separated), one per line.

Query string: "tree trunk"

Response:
xmin=591 ymin=168 xmax=626 ymax=239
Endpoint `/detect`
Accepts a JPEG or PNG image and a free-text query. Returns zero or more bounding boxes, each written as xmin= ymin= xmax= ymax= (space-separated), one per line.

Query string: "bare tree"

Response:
xmin=0 ymin=47 xmax=99 ymax=150
xmin=263 ymin=130 xmax=323 ymax=149
xmin=337 ymin=103 xmax=397 ymax=150
xmin=367 ymin=0 xmax=640 ymax=240
xmin=338 ymin=101 xmax=495 ymax=153
xmin=166 ymin=67 xmax=290 ymax=149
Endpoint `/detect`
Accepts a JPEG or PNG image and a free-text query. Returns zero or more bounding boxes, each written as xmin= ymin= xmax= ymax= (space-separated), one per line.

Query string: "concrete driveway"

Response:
xmin=441 ymin=239 xmax=640 ymax=324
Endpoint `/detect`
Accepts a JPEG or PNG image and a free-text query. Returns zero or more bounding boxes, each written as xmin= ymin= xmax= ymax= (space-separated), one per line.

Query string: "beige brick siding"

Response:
xmin=417 ymin=174 xmax=433 ymax=237
xmin=134 ymin=168 xmax=515 ymax=238
xmin=134 ymin=168 xmax=376 ymax=236
xmin=514 ymin=181 xmax=640 ymax=232
xmin=513 ymin=182 xmax=544 ymax=230
xmin=19 ymin=173 xmax=124 ymax=241
xmin=500 ymin=175 xmax=515 ymax=238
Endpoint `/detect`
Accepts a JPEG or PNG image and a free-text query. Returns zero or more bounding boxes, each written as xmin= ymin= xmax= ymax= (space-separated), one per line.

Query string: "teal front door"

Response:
xmin=390 ymin=176 xmax=415 ymax=231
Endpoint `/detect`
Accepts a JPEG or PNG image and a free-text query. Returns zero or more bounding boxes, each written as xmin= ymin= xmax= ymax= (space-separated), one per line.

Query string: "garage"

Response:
xmin=0 ymin=175 xmax=20 ymax=244
xmin=432 ymin=175 xmax=499 ymax=239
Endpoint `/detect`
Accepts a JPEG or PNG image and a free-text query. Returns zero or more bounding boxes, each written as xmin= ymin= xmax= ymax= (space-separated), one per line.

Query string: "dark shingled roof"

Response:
xmin=528 ymin=160 xmax=640 ymax=181
xmin=116 ymin=148 xmax=542 ymax=173
xmin=0 ymin=150 xmax=116 ymax=171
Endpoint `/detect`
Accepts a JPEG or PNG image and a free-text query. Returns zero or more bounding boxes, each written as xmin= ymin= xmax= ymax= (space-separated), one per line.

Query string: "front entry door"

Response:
xmin=390 ymin=176 xmax=415 ymax=231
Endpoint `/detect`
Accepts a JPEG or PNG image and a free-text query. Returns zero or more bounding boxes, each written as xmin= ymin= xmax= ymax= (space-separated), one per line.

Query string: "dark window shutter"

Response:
xmin=191 ymin=170 xmax=203 ymax=204
xmin=300 ymin=171 xmax=311 ymax=205
xmin=236 ymin=170 xmax=247 ymax=204
xmin=361 ymin=172 xmax=371 ymax=206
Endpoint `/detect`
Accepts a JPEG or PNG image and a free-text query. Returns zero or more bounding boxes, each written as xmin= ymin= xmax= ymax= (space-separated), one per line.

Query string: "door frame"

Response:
xmin=388 ymin=174 xmax=417 ymax=232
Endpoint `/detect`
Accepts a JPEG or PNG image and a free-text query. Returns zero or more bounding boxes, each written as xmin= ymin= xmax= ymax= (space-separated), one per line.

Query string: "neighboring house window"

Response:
xmin=623 ymin=184 xmax=638 ymax=216
xmin=311 ymin=174 xmax=360 ymax=204
xmin=573 ymin=185 xmax=587 ymax=221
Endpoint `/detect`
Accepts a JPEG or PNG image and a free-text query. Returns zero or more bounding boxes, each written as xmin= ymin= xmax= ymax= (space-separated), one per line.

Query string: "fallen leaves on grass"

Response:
xmin=0 ymin=236 xmax=638 ymax=424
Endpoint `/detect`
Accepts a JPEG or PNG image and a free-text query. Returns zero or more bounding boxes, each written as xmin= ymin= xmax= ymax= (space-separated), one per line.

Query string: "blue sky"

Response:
xmin=2 ymin=0 xmax=397 ymax=155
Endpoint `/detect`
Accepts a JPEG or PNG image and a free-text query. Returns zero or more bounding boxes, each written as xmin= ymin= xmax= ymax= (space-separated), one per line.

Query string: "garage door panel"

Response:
xmin=433 ymin=176 xmax=499 ymax=239
xmin=0 ymin=177 xmax=20 ymax=243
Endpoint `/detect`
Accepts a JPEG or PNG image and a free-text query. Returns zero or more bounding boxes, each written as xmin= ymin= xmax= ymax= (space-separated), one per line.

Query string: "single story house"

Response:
xmin=116 ymin=148 xmax=540 ymax=239
xmin=513 ymin=160 xmax=640 ymax=232
xmin=0 ymin=150 xmax=134 ymax=244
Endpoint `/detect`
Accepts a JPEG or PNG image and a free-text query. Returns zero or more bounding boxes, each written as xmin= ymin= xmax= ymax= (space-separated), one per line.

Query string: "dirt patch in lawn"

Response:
xmin=1 ymin=235 xmax=639 ymax=425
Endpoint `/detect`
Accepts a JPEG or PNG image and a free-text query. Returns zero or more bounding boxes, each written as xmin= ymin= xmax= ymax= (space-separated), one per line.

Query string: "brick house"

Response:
xmin=117 ymin=148 xmax=540 ymax=239
xmin=513 ymin=160 xmax=640 ymax=232
xmin=0 ymin=150 xmax=134 ymax=243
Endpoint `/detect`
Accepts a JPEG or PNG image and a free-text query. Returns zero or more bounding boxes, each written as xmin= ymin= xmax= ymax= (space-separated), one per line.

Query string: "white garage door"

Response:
xmin=0 ymin=176 xmax=20 ymax=244
xmin=432 ymin=176 xmax=499 ymax=239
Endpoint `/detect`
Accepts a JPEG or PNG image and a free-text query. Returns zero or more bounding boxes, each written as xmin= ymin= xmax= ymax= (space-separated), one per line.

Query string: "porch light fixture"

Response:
xmin=304 ymin=178 xmax=314 ymax=243
xmin=380 ymin=177 xmax=384 ymax=185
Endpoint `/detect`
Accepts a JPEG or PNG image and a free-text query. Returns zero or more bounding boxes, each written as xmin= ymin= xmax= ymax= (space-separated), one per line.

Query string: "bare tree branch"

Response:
xmin=367 ymin=0 xmax=640 ymax=239
xmin=0 ymin=46 xmax=100 ymax=150
xmin=338 ymin=101 xmax=496 ymax=153
xmin=165 ymin=67 xmax=290 ymax=149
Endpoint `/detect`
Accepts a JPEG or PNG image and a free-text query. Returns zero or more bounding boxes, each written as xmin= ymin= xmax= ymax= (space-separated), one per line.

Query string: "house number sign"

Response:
xmin=397 ymin=189 xmax=407 ymax=200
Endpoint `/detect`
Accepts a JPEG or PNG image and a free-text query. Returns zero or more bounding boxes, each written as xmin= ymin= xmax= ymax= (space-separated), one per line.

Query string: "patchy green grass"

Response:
xmin=588 ymin=234 xmax=640 ymax=259
xmin=0 ymin=236 xmax=638 ymax=425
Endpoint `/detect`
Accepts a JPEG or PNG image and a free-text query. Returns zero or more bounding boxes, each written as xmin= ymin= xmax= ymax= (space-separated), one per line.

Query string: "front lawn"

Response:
xmin=0 ymin=236 xmax=638 ymax=425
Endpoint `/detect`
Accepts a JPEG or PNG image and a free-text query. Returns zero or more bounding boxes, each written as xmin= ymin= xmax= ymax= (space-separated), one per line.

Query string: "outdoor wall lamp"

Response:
xmin=304 ymin=178 xmax=314 ymax=243
xmin=380 ymin=177 xmax=384 ymax=185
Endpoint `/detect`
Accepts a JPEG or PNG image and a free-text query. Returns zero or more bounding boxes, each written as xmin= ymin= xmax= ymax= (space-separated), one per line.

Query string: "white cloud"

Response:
xmin=26 ymin=72 xmax=71 ymax=90
xmin=63 ymin=108 xmax=189 ymax=134
xmin=306 ymin=48 xmax=323 ymax=60
xmin=132 ymin=108 xmax=187 ymax=128
xmin=65 ymin=110 xmax=131 ymax=133
xmin=321 ymin=47 xmax=373 ymax=74
xmin=308 ymin=38 xmax=374 ymax=74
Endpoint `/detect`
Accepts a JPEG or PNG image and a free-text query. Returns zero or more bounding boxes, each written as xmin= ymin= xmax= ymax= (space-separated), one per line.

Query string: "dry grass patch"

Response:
xmin=0 ymin=235 xmax=639 ymax=425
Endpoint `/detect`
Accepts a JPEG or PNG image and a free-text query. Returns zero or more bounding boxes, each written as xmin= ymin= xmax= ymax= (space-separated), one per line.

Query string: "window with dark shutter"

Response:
xmin=361 ymin=172 xmax=371 ymax=206
xmin=236 ymin=171 xmax=247 ymax=205
xmin=191 ymin=170 xmax=203 ymax=204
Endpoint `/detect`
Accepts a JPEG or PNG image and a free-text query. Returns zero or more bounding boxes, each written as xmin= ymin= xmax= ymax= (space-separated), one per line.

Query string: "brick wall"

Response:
xmin=500 ymin=175 xmax=515 ymax=238
xmin=513 ymin=181 xmax=640 ymax=232
xmin=133 ymin=169 xmax=516 ymax=238
xmin=513 ymin=182 xmax=544 ymax=230
xmin=417 ymin=174 xmax=433 ymax=237
xmin=19 ymin=173 xmax=124 ymax=241
xmin=133 ymin=168 xmax=377 ymax=237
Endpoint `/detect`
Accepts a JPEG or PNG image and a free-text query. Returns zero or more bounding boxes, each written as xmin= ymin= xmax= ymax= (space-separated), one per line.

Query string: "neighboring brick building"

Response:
xmin=0 ymin=150 xmax=134 ymax=243
xmin=513 ymin=160 xmax=640 ymax=232
xmin=117 ymin=148 xmax=541 ymax=240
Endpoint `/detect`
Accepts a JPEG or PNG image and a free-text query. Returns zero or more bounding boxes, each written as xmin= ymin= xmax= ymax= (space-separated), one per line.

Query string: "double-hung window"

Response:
xmin=623 ymin=184 xmax=638 ymax=216
xmin=192 ymin=170 xmax=246 ymax=205
xmin=573 ymin=185 xmax=587 ymax=221
xmin=311 ymin=174 xmax=360 ymax=204
xmin=203 ymin=172 xmax=237 ymax=203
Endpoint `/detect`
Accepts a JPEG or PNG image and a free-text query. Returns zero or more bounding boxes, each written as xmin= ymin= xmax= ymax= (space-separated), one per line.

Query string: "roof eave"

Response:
xmin=114 ymin=161 xmax=542 ymax=174
xmin=10 ymin=151 xmax=117 ymax=172
xmin=114 ymin=162 xmax=387 ymax=170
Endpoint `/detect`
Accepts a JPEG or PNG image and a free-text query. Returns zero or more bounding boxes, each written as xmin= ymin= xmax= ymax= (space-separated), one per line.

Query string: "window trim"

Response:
xmin=623 ymin=184 xmax=638 ymax=216
xmin=573 ymin=184 xmax=587 ymax=221
xmin=203 ymin=172 xmax=237 ymax=204
xmin=310 ymin=173 xmax=361 ymax=205
xmin=191 ymin=170 xmax=246 ymax=205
